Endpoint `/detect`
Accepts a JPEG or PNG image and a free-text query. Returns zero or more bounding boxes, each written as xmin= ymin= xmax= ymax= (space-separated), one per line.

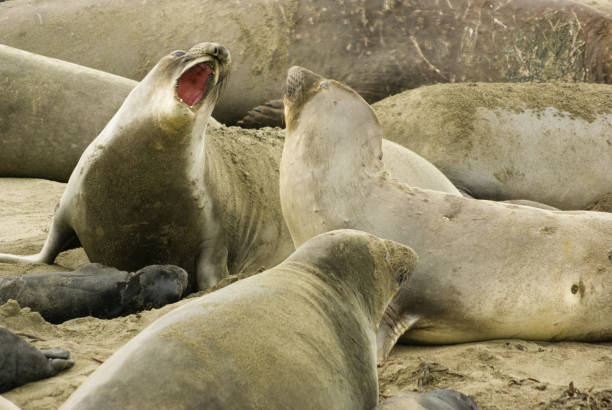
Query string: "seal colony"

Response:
xmin=60 ymin=230 xmax=417 ymax=409
xmin=1 ymin=0 xmax=611 ymax=125
xmin=0 ymin=42 xmax=295 ymax=292
xmin=280 ymin=66 xmax=612 ymax=362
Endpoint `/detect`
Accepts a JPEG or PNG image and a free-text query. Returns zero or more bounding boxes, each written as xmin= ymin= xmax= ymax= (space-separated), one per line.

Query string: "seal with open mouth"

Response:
xmin=0 ymin=43 xmax=291 ymax=291
xmin=280 ymin=66 xmax=612 ymax=363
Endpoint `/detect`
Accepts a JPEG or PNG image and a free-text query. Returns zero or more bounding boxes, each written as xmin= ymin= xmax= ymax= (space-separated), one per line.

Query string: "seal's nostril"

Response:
xmin=212 ymin=47 xmax=219 ymax=56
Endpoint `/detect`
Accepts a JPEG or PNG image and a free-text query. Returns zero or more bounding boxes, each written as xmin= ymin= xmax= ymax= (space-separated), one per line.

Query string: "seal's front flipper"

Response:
xmin=377 ymin=305 xmax=419 ymax=365
xmin=0 ymin=212 xmax=76 ymax=265
xmin=237 ymin=99 xmax=284 ymax=128
xmin=375 ymin=390 xmax=478 ymax=410
xmin=0 ymin=328 xmax=74 ymax=393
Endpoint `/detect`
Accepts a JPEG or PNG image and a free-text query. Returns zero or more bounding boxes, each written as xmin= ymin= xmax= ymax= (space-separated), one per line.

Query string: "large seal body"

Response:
xmin=0 ymin=43 xmax=292 ymax=291
xmin=280 ymin=67 xmax=612 ymax=361
xmin=1 ymin=0 xmax=610 ymax=125
xmin=373 ymin=82 xmax=612 ymax=210
xmin=0 ymin=44 xmax=136 ymax=182
xmin=60 ymin=230 xmax=417 ymax=410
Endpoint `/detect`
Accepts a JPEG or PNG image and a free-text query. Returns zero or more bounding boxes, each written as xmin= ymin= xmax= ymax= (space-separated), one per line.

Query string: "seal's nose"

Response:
xmin=285 ymin=66 xmax=324 ymax=101
xmin=187 ymin=42 xmax=230 ymax=64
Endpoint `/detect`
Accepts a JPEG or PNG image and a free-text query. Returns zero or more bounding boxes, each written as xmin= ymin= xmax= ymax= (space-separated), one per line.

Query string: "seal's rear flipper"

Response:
xmin=377 ymin=306 xmax=419 ymax=365
xmin=0 ymin=214 xmax=76 ymax=265
xmin=237 ymin=99 xmax=284 ymax=128
xmin=375 ymin=390 xmax=478 ymax=409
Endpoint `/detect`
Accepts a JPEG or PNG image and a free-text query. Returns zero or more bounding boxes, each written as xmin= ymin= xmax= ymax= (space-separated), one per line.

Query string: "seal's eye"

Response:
xmin=172 ymin=50 xmax=186 ymax=57
xmin=320 ymin=81 xmax=329 ymax=89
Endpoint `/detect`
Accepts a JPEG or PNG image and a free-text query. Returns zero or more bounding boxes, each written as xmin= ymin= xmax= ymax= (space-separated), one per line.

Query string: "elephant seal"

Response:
xmin=0 ymin=45 xmax=220 ymax=183
xmin=0 ymin=42 xmax=292 ymax=292
xmin=0 ymin=328 xmax=74 ymax=393
xmin=373 ymin=82 xmax=612 ymax=210
xmin=376 ymin=390 xmax=478 ymax=410
xmin=0 ymin=264 xmax=188 ymax=323
xmin=1 ymin=0 xmax=611 ymax=126
xmin=60 ymin=230 xmax=417 ymax=410
xmin=281 ymin=67 xmax=612 ymax=362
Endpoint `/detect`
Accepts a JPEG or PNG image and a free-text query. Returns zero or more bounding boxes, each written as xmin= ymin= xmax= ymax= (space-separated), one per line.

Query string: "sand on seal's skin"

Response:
xmin=1 ymin=176 xmax=612 ymax=410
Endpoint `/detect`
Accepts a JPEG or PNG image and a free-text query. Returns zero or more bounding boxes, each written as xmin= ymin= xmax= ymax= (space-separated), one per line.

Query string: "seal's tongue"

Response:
xmin=177 ymin=63 xmax=213 ymax=106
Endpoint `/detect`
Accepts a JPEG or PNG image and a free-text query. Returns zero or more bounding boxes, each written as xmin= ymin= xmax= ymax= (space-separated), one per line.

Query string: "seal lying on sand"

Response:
xmin=280 ymin=67 xmax=612 ymax=362
xmin=60 ymin=230 xmax=417 ymax=409
xmin=0 ymin=264 xmax=188 ymax=323
xmin=0 ymin=328 xmax=74 ymax=393
xmin=0 ymin=42 xmax=292 ymax=291
xmin=2 ymin=0 xmax=611 ymax=126
xmin=373 ymin=82 xmax=612 ymax=210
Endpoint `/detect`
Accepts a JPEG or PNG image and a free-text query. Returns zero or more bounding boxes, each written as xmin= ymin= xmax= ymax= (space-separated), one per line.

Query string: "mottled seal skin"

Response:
xmin=376 ymin=390 xmax=478 ymax=410
xmin=60 ymin=230 xmax=417 ymax=410
xmin=0 ymin=44 xmax=136 ymax=182
xmin=0 ymin=328 xmax=74 ymax=393
xmin=0 ymin=264 xmax=188 ymax=323
xmin=1 ymin=0 xmax=610 ymax=125
xmin=0 ymin=43 xmax=292 ymax=292
xmin=281 ymin=67 xmax=612 ymax=363
xmin=373 ymin=82 xmax=612 ymax=210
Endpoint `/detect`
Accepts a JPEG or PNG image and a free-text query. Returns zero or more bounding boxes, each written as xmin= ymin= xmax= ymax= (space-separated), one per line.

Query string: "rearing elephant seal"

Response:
xmin=0 ymin=43 xmax=291 ymax=291
xmin=280 ymin=67 xmax=612 ymax=362
xmin=60 ymin=230 xmax=418 ymax=410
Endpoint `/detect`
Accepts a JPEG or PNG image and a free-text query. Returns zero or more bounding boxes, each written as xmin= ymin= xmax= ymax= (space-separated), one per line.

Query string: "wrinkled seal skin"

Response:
xmin=0 ymin=44 xmax=136 ymax=182
xmin=0 ymin=328 xmax=74 ymax=393
xmin=281 ymin=67 xmax=612 ymax=363
xmin=1 ymin=0 xmax=610 ymax=125
xmin=0 ymin=43 xmax=291 ymax=292
xmin=376 ymin=390 xmax=478 ymax=410
xmin=373 ymin=82 xmax=612 ymax=210
xmin=0 ymin=264 xmax=188 ymax=323
xmin=60 ymin=230 xmax=417 ymax=410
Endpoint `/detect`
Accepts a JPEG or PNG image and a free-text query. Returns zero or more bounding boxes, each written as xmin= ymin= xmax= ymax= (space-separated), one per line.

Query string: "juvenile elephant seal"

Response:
xmin=0 ymin=42 xmax=292 ymax=291
xmin=281 ymin=67 xmax=612 ymax=362
xmin=0 ymin=264 xmax=188 ymax=323
xmin=1 ymin=0 xmax=611 ymax=125
xmin=0 ymin=328 xmax=74 ymax=393
xmin=373 ymin=82 xmax=612 ymax=210
xmin=60 ymin=230 xmax=417 ymax=410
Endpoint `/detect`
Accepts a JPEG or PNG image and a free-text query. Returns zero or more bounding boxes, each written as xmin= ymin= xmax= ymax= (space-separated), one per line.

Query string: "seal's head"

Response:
xmin=126 ymin=42 xmax=231 ymax=133
xmin=282 ymin=65 xmax=384 ymax=166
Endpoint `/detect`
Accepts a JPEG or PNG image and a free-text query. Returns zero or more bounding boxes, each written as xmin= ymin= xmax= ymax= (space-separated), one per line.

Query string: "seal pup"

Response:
xmin=2 ymin=0 xmax=611 ymax=126
xmin=0 ymin=328 xmax=74 ymax=393
xmin=280 ymin=67 xmax=612 ymax=362
xmin=0 ymin=42 xmax=291 ymax=291
xmin=0 ymin=264 xmax=188 ymax=323
xmin=373 ymin=82 xmax=612 ymax=210
xmin=60 ymin=230 xmax=417 ymax=410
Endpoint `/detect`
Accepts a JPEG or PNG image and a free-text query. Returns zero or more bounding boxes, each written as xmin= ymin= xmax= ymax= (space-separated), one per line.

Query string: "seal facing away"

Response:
xmin=0 ymin=43 xmax=290 ymax=291
xmin=280 ymin=67 xmax=612 ymax=362
xmin=0 ymin=328 xmax=74 ymax=393
xmin=60 ymin=230 xmax=417 ymax=410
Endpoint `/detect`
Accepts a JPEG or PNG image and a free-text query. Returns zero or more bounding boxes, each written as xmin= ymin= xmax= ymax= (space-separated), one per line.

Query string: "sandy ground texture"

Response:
xmin=1 ymin=177 xmax=612 ymax=410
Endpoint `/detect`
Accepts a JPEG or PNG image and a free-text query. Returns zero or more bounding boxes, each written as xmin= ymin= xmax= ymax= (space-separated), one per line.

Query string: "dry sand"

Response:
xmin=0 ymin=177 xmax=611 ymax=409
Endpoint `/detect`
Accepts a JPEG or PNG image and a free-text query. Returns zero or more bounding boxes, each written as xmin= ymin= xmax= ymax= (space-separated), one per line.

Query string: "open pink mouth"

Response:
xmin=176 ymin=62 xmax=214 ymax=107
